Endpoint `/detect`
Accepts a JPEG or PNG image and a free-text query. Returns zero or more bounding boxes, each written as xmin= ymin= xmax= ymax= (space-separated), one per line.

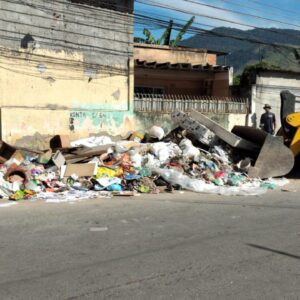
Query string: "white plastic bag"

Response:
xmin=212 ymin=145 xmax=230 ymax=164
xmin=71 ymin=136 xmax=113 ymax=148
xmin=144 ymin=154 xmax=161 ymax=168
xmin=151 ymin=142 xmax=182 ymax=163
xmin=152 ymin=168 xmax=267 ymax=196
xmin=179 ymin=139 xmax=200 ymax=161
xmin=149 ymin=126 xmax=165 ymax=140
xmin=128 ymin=149 xmax=142 ymax=168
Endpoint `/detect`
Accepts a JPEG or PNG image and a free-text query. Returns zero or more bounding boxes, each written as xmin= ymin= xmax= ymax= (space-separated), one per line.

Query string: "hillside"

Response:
xmin=180 ymin=27 xmax=300 ymax=74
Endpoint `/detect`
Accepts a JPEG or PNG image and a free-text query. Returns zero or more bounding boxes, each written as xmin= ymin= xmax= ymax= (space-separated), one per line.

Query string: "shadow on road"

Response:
xmin=287 ymin=170 xmax=300 ymax=179
xmin=246 ymin=243 xmax=300 ymax=260
xmin=287 ymin=157 xmax=300 ymax=179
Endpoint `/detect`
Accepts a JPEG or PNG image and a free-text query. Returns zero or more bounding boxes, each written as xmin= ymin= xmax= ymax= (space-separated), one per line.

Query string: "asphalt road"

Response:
xmin=0 ymin=183 xmax=300 ymax=300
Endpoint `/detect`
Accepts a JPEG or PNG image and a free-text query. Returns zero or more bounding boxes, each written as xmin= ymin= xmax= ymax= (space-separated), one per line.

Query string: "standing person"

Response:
xmin=260 ymin=104 xmax=276 ymax=134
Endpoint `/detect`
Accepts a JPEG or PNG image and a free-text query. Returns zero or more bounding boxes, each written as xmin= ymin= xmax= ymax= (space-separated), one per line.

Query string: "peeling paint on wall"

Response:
xmin=112 ymin=89 xmax=121 ymax=101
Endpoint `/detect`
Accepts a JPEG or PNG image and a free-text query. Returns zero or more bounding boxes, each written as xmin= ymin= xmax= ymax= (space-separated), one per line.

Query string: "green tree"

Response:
xmin=240 ymin=61 xmax=281 ymax=86
xmin=233 ymin=75 xmax=241 ymax=86
xmin=140 ymin=16 xmax=195 ymax=46
xmin=171 ymin=16 xmax=195 ymax=47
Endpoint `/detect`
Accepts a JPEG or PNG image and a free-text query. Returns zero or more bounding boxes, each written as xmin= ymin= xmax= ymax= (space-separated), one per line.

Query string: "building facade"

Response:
xmin=134 ymin=44 xmax=231 ymax=97
xmin=247 ymin=69 xmax=300 ymax=130
xmin=0 ymin=0 xmax=134 ymax=145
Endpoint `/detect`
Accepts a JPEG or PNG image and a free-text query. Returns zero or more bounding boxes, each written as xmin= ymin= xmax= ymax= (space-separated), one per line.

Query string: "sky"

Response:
xmin=134 ymin=0 xmax=300 ymax=39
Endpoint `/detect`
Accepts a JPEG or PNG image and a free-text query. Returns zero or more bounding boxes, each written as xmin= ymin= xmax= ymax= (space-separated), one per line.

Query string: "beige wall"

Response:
xmin=0 ymin=49 xmax=130 ymax=110
xmin=0 ymin=48 xmax=135 ymax=145
xmin=2 ymin=108 xmax=136 ymax=148
xmin=0 ymin=0 xmax=135 ymax=146
xmin=134 ymin=44 xmax=217 ymax=65
xmin=228 ymin=114 xmax=247 ymax=131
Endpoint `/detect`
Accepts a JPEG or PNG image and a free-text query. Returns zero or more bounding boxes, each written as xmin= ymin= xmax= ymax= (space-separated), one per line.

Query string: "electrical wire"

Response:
xmin=136 ymin=0 xmax=300 ymax=39
xmin=0 ymin=52 xmax=128 ymax=75
xmin=246 ymin=0 xmax=300 ymax=17
xmin=1 ymin=0 xmax=300 ymax=80
xmin=2 ymin=14 xmax=300 ymax=62
xmin=3 ymin=0 xmax=300 ymax=51
xmin=212 ymin=0 xmax=289 ymax=18
xmin=6 ymin=0 xmax=300 ymax=43
xmin=1 ymin=0 xmax=133 ymax=33
xmin=183 ymin=0 xmax=300 ymax=29
xmin=0 ymin=18 xmax=132 ymax=46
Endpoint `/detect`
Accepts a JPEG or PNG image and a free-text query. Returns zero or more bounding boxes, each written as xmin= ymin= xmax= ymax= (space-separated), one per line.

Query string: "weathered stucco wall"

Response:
xmin=0 ymin=49 xmax=132 ymax=111
xmin=0 ymin=0 xmax=134 ymax=145
xmin=0 ymin=0 xmax=134 ymax=65
xmin=2 ymin=108 xmax=136 ymax=147
xmin=134 ymin=44 xmax=215 ymax=65
xmin=135 ymin=112 xmax=247 ymax=134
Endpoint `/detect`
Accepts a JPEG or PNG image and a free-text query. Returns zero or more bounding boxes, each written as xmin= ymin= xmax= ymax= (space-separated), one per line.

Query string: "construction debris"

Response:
xmin=0 ymin=112 xmax=292 ymax=204
xmin=172 ymin=111 xmax=216 ymax=146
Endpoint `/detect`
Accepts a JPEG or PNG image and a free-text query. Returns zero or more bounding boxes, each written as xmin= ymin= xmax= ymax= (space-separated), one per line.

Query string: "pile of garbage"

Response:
xmin=0 ymin=119 xmax=288 ymax=203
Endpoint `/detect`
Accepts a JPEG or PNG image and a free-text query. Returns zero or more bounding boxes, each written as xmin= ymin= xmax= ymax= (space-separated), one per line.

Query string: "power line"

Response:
xmin=0 ymin=54 xmax=128 ymax=80
xmin=0 ymin=47 xmax=129 ymax=75
xmin=0 ymin=60 xmax=130 ymax=86
xmin=138 ymin=13 xmax=300 ymax=53
xmin=246 ymin=0 xmax=300 ymax=17
xmin=11 ymin=0 xmax=300 ymax=40
xmin=0 ymin=0 xmax=134 ymax=58
xmin=1 ymin=0 xmax=134 ymax=35
xmin=2 ymin=6 xmax=300 ymax=55
xmin=0 ymin=18 xmax=132 ymax=47
xmin=0 ymin=52 xmax=128 ymax=75
xmin=5 ymin=0 xmax=300 ymax=46
xmin=183 ymin=0 xmax=300 ymax=29
xmin=135 ymin=1 xmax=300 ymax=49
xmin=136 ymin=10 xmax=300 ymax=44
xmin=136 ymin=0 xmax=300 ymax=34
xmin=1 ymin=0 xmax=300 ymax=79
xmin=0 ymin=31 xmax=132 ymax=58
xmin=0 ymin=4 xmax=132 ymax=34
xmin=212 ymin=0 xmax=287 ymax=18
xmin=135 ymin=9 xmax=213 ymax=29
xmin=3 ymin=0 xmax=300 ymax=50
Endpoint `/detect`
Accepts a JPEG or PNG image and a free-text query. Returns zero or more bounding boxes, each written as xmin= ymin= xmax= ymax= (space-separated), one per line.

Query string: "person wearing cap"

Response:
xmin=260 ymin=104 xmax=276 ymax=134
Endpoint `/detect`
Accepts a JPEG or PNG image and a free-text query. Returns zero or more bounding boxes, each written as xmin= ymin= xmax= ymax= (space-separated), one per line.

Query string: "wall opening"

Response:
xmin=21 ymin=34 xmax=35 ymax=49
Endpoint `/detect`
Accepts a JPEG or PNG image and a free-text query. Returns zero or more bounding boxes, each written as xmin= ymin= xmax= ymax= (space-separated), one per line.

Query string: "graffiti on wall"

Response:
xmin=69 ymin=111 xmax=106 ymax=131
xmin=68 ymin=110 xmax=133 ymax=134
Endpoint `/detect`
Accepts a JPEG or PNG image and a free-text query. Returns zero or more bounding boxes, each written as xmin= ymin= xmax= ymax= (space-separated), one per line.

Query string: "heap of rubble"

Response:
xmin=0 ymin=112 xmax=287 ymax=202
